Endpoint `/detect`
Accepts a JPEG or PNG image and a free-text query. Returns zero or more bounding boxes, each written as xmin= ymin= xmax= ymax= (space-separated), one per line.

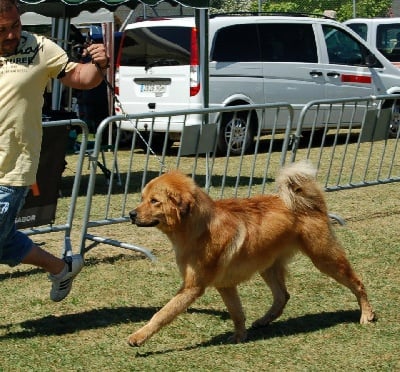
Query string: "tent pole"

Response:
xmin=196 ymin=8 xmax=209 ymax=109
xmin=51 ymin=17 xmax=70 ymax=110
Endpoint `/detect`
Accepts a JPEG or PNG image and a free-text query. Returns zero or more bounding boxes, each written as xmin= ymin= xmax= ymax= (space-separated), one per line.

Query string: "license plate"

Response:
xmin=140 ymin=82 xmax=167 ymax=93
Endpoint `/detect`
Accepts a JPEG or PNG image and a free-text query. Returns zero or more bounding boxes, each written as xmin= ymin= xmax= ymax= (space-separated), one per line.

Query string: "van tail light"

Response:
xmin=190 ymin=26 xmax=200 ymax=97
xmin=114 ymin=66 xmax=120 ymax=96
xmin=114 ymin=32 xmax=125 ymax=97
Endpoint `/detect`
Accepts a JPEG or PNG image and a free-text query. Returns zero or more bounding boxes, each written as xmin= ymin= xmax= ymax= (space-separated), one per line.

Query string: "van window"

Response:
xmin=259 ymin=24 xmax=317 ymax=63
xmin=211 ymin=24 xmax=260 ymax=62
xmin=211 ymin=23 xmax=318 ymax=63
xmin=119 ymin=26 xmax=191 ymax=67
xmin=346 ymin=23 xmax=368 ymax=40
xmin=376 ymin=23 xmax=400 ymax=61
xmin=323 ymin=25 xmax=373 ymax=66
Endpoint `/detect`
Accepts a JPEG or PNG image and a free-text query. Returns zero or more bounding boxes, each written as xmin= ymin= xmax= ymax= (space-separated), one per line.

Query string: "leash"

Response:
xmin=73 ymin=37 xmax=168 ymax=172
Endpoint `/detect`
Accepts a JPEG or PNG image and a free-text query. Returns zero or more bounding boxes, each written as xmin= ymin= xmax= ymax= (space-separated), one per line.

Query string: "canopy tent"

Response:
xmin=19 ymin=0 xmax=209 ymax=17
xmin=18 ymin=0 xmax=210 ymax=111
xmin=21 ymin=9 xmax=114 ymax=25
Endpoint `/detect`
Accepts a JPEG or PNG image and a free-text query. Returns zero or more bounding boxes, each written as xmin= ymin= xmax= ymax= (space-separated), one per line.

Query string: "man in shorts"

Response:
xmin=0 ymin=0 xmax=110 ymax=301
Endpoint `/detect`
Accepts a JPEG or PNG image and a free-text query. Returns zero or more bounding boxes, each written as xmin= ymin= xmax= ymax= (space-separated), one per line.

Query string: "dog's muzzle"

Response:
xmin=129 ymin=209 xmax=159 ymax=227
xmin=129 ymin=210 xmax=137 ymax=224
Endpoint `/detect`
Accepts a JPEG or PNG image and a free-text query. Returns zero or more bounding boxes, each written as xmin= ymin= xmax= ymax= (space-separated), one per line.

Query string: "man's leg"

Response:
xmin=22 ymin=243 xmax=65 ymax=275
xmin=0 ymin=185 xmax=83 ymax=301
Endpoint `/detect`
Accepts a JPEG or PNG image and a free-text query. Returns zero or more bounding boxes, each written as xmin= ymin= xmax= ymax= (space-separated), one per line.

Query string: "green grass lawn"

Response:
xmin=0 ymin=146 xmax=399 ymax=371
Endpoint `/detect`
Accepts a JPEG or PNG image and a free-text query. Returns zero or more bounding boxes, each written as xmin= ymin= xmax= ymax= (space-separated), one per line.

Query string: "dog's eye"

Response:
xmin=150 ymin=198 xmax=159 ymax=204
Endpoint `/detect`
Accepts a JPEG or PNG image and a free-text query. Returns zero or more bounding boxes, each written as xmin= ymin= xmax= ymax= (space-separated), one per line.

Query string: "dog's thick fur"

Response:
xmin=128 ymin=161 xmax=375 ymax=346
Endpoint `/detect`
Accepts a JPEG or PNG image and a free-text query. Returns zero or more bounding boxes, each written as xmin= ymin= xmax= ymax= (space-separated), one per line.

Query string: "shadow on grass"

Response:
xmin=60 ymin=170 xmax=275 ymax=198
xmin=0 ymin=306 xmax=226 ymax=340
xmin=60 ymin=131 xmax=360 ymax=198
xmin=0 ymin=306 xmax=359 ymax=351
xmin=134 ymin=309 xmax=360 ymax=357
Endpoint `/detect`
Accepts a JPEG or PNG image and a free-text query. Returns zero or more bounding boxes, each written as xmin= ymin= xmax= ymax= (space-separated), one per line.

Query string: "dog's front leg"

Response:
xmin=128 ymin=286 xmax=205 ymax=346
xmin=217 ymin=287 xmax=247 ymax=343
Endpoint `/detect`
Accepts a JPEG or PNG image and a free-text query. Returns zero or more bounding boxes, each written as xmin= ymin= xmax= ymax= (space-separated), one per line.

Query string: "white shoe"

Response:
xmin=49 ymin=254 xmax=84 ymax=302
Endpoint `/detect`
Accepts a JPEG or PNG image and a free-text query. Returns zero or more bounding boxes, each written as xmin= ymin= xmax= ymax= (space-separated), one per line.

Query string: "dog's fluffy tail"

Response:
xmin=276 ymin=161 xmax=328 ymax=214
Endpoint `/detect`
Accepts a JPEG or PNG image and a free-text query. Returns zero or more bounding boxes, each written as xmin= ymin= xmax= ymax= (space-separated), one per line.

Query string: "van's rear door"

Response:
xmin=117 ymin=21 xmax=198 ymax=115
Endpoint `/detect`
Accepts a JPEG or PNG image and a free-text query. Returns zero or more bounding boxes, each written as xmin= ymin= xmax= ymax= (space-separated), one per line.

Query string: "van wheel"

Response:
xmin=218 ymin=111 xmax=255 ymax=155
xmin=389 ymin=122 xmax=399 ymax=138
xmin=388 ymin=100 xmax=400 ymax=138
xmin=389 ymin=110 xmax=399 ymax=138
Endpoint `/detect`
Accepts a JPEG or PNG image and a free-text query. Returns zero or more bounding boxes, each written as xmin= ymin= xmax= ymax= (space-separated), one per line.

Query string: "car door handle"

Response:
xmin=309 ymin=70 xmax=323 ymax=77
xmin=327 ymin=71 xmax=340 ymax=78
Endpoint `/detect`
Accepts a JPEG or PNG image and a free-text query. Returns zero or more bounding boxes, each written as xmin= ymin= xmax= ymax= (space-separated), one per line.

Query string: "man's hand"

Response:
xmin=61 ymin=43 xmax=110 ymax=89
xmin=85 ymin=43 xmax=109 ymax=70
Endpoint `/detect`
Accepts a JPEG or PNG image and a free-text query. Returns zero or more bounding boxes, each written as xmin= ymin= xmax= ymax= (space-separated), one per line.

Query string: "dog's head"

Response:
xmin=129 ymin=171 xmax=198 ymax=232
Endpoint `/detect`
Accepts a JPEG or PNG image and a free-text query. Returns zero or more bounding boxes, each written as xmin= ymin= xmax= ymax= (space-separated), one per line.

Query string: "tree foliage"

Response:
xmin=210 ymin=0 xmax=393 ymax=21
xmin=209 ymin=0 xmax=253 ymax=13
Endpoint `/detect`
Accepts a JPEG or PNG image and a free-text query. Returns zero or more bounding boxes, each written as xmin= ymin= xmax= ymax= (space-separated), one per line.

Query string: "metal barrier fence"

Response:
xmin=78 ymin=103 xmax=294 ymax=260
xmin=289 ymin=94 xmax=400 ymax=191
xmin=21 ymin=119 xmax=89 ymax=258
xmin=28 ymin=95 xmax=398 ymax=261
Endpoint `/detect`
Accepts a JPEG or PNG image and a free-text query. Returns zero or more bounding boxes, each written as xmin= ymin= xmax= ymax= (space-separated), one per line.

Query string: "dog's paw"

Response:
xmin=360 ymin=309 xmax=377 ymax=324
xmin=251 ymin=316 xmax=273 ymax=328
xmin=127 ymin=332 xmax=147 ymax=347
xmin=252 ymin=308 xmax=284 ymax=328
xmin=227 ymin=330 xmax=247 ymax=344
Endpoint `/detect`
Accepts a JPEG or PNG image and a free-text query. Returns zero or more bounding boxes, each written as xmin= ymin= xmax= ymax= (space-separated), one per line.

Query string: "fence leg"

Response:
xmin=329 ymin=212 xmax=346 ymax=226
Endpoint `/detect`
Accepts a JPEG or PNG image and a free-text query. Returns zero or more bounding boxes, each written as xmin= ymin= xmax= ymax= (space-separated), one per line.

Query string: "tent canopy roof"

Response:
xmin=21 ymin=9 xmax=114 ymax=25
xmin=19 ymin=0 xmax=209 ymax=18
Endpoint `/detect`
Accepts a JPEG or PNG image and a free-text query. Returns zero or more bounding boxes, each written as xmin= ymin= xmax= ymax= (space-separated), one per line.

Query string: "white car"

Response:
xmin=115 ymin=14 xmax=400 ymax=153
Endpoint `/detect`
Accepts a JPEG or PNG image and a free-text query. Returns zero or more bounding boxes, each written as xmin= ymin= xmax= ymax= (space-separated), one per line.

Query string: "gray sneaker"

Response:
xmin=49 ymin=254 xmax=84 ymax=302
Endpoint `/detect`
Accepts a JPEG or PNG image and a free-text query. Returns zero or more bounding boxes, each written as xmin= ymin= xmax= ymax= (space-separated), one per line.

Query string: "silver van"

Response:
xmin=115 ymin=14 xmax=400 ymax=154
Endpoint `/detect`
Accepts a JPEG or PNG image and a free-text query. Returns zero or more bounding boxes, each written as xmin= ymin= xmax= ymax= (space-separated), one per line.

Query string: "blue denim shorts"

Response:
xmin=0 ymin=185 xmax=33 ymax=267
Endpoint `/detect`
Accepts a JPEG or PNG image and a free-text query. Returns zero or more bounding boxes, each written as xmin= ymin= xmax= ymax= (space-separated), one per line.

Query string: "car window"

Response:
xmin=119 ymin=26 xmax=191 ymax=67
xmin=211 ymin=24 xmax=260 ymax=62
xmin=346 ymin=23 xmax=368 ymax=40
xmin=259 ymin=23 xmax=318 ymax=63
xmin=323 ymin=25 xmax=372 ymax=66
xmin=376 ymin=23 xmax=400 ymax=62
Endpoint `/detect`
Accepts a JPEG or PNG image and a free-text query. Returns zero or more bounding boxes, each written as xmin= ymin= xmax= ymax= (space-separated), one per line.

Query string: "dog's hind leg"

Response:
xmin=300 ymin=233 xmax=375 ymax=324
xmin=252 ymin=259 xmax=290 ymax=328
xmin=216 ymin=287 xmax=247 ymax=343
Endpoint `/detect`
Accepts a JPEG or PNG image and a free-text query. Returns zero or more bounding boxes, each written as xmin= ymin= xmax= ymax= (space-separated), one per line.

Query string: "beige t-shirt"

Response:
xmin=0 ymin=31 xmax=77 ymax=186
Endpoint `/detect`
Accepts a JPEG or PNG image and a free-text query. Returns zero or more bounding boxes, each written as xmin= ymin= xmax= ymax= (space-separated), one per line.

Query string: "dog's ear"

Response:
xmin=166 ymin=190 xmax=193 ymax=222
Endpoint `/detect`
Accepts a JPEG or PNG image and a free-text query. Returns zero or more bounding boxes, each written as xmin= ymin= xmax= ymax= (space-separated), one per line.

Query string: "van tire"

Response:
xmin=389 ymin=104 xmax=399 ymax=138
xmin=389 ymin=122 xmax=399 ymax=138
xmin=382 ymin=98 xmax=399 ymax=139
xmin=218 ymin=111 xmax=255 ymax=155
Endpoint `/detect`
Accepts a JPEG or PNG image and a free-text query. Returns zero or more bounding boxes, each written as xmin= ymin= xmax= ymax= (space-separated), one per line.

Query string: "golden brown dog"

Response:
xmin=128 ymin=161 xmax=375 ymax=346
